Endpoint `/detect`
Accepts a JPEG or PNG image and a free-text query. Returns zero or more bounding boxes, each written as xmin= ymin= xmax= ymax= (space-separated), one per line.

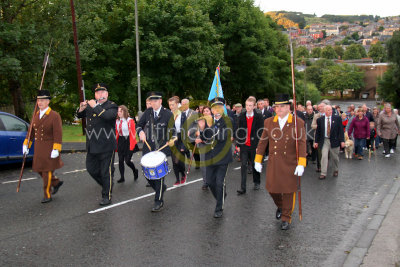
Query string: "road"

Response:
xmin=0 ymin=145 xmax=399 ymax=266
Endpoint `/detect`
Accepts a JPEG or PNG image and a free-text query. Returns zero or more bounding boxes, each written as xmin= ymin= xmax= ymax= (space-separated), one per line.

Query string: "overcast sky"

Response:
xmin=254 ymin=0 xmax=399 ymax=17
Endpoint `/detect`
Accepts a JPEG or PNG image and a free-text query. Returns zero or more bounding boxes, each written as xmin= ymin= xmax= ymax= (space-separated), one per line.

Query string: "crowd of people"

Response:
xmin=23 ymin=83 xmax=400 ymax=230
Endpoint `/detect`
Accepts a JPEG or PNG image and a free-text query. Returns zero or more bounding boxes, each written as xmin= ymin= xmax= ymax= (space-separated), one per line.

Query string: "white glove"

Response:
xmin=254 ymin=162 xmax=263 ymax=173
xmin=294 ymin=165 xmax=304 ymax=176
xmin=50 ymin=149 xmax=59 ymax=158
xmin=22 ymin=145 xmax=29 ymax=155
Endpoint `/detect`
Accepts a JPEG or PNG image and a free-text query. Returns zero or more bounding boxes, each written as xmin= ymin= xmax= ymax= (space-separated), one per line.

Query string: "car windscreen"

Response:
xmin=0 ymin=114 xmax=28 ymax=132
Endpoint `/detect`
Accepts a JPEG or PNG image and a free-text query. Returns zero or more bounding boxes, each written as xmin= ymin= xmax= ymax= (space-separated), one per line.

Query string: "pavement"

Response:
xmin=47 ymin=139 xmax=400 ymax=267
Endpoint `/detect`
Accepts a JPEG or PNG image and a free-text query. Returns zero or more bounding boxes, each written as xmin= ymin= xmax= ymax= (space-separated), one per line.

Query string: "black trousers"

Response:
xmin=148 ymin=177 xmax=166 ymax=204
xmin=240 ymin=145 xmax=260 ymax=191
xmin=382 ymin=138 xmax=396 ymax=155
xmin=118 ymin=150 xmax=136 ymax=179
xmin=86 ymin=151 xmax=114 ymax=200
xmin=171 ymin=138 xmax=186 ymax=181
xmin=307 ymin=140 xmax=317 ymax=162
xmin=206 ymin=164 xmax=228 ymax=212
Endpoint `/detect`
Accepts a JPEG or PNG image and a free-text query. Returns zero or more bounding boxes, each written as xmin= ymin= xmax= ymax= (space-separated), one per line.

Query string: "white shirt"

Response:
xmin=246 ymin=111 xmax=254 ymax=118
xmin=278 ymin=113 xmax=289 ymax=130
xmin=325 ymin=116 xmax=332 ymax=138
xmin=154 ymin=107 xmax=162 ymax=117
xmin=39 ymin=107 xmax=49 ymax=119
xmin=174 ymin=113 xmax=181 ymax=133
xmin=117 ymin=118 xmax=130 ymax=137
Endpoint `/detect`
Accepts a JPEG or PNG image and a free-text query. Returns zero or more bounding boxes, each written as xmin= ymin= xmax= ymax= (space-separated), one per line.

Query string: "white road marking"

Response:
xmin=88 ymin=178 xmax=203 ymax=214
xmin=2 ymin=177 xmax=38 ymax=184
xmin=62 ymin=169 xmax=86 ymax=174
xmin=234 ymin=167 xmax=241 ymax=170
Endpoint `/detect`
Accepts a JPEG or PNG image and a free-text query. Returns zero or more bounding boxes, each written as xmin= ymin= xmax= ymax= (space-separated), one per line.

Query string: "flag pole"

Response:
xmin=290 ymin=38 xmax=302 ymax=221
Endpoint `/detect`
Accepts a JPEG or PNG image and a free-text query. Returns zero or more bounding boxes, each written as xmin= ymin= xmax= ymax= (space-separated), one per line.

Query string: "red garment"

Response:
xmin=245 ymin=115 xmax=254 ymax=146
xmin=115 ymin=118 xmax=137 ymax=151
xmin=342 ymin=119 xmax=348 ymax=132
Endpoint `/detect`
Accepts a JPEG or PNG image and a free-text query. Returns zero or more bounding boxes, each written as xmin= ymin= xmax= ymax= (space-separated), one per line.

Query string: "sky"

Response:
xmin=254 ymin=0 xmax=400 ymax=17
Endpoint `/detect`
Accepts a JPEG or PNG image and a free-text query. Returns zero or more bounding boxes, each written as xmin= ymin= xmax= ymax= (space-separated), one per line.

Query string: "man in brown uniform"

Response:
xmin=254 ymin=94 xmax=306 ymax=230
xmin=23 ymin=90 xmax=64 ymax=203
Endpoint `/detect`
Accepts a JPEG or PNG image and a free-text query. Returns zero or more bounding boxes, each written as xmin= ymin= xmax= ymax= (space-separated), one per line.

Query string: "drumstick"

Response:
xmin=157 ymin=137 xmax=178 ymax=152
xmin=144 ymin=139 xmax=152 ymax=151
xmin=186 ymin=143 xmax=197 ymax=175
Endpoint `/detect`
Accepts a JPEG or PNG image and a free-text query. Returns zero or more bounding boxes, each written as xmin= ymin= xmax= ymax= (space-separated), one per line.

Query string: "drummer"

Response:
xmin=136 ymin=91 xmax=174 ymax=212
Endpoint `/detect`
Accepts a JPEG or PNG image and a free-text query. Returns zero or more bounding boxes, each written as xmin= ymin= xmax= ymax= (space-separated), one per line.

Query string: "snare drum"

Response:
xmin=140 ymin=151 xmax=170 ymax=180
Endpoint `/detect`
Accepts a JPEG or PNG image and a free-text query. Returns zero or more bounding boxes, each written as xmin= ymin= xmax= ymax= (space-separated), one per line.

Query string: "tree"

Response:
xmin=351 ymin=32 xmax=359 ymax=41
xmin=368 ymin=42 xmax=387 ymax=63
xmin=334 ymin=45 xmax=344 ymax=59
xmin=202 ymin=0 xmax=291 ymax=102
xmin=321 ymin=63 xmax=364 ymax=98
xmin=321 ymin=45 xmax=337 ymax=59
xmin=343 ymin=44 xmax=367 ymax=60
xmin=311 ymin=47 xmax=322 ymax=58
xmin=378 ymin=31 xmax=400 ymax=107
xmin=295 ymin=46 xmax=309 ymax=60
xmin=305 ymin=59 xmax=335 ymax=90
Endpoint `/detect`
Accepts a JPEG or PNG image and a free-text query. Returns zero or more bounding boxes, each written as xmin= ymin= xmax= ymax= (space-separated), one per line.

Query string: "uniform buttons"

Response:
xmin=274 ymin=146 xmax=277 ymax=149
xmin=275 ymin=140 xmax=277 ymax=143
xmin=274 ymin=152 xmax=277 ymax=155
xmin=284 ymin=152 xmax=286 ymax=155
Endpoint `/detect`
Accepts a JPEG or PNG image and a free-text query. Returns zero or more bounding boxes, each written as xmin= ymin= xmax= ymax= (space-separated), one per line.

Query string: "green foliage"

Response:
xmin=321 ymin=14 xmax=377 ymax=23
xmin=305 ymin=59 xmax=335 ymax=89
xmin=334 ymin=45 xmax=344 ymax=59
xmin=295 ymin=80 xmax=321 ymax=105
xmin=378 ymin=31 xmax=400 ymax=107
xmin=321 ymin=45 xmax=337 ymax=59
xmin=351 ymin=32 xmax=360 ymax=41
xmin=295 ymin=46 xmax=309 ymax=59
xmin=368 ymin=42 xmax=387 ymax=63
xmin=343 ymin=44 xmax=367 ymax=60
xmin=320 ymin=63 xmax=364 ymax=98
xmin=311 ymin=47 xmax=322 ymax=58
xmin=378 ymin=65 xmax=400 ymax=107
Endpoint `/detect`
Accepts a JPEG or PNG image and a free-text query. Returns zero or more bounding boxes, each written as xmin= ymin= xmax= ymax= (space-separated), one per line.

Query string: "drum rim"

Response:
xmin=140 ymin=151 xmax=167 ymax=168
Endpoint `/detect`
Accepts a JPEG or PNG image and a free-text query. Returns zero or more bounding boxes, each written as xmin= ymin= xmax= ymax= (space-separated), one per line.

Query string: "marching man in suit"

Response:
xmin=136 ymin=91 xmax=173 ymax=212
xmin=23 ymin=90 xmax=64 ymax=203
xmin=254 ymin=94 xmax=307 ymax=230
xmin=77 ymin=83 xmax=118 ymax=206
xmin=314 ymin=105 xmax=345 ymax=179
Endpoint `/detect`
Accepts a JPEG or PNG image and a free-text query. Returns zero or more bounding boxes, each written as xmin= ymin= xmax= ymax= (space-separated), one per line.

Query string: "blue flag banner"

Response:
xmin=208 ymin=65 xmax=227 ymax=114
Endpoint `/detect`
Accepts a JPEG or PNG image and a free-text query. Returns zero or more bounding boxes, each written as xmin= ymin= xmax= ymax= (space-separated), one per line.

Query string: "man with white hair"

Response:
xmin=311 ymin=102 xmax=326 ymax=172
xmin=314 ymin=105 xmax=345 ymax=179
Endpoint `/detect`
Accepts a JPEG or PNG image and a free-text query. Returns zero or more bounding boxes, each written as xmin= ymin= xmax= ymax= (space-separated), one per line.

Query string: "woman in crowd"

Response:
xmin=377 ymin=103 xmax=400 ymax=158
xmin=168 ymin=96 xmax=187 ymax=186
xmin=195 ymin=106 xmax=213 ymax=190
xmin=348 ymin=108 xmax=370 ymax=160
xmin=116 ymin=105 xmax=139 ymax=183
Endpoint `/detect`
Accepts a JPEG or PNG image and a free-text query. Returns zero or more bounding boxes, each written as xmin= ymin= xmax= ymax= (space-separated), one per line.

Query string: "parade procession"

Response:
xmin=2 ymin=0 xmax=400 ymax=266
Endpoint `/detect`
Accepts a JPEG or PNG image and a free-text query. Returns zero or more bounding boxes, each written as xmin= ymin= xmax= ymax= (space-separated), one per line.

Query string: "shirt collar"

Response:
xmin=40 ymin=107 xmax=49 ymax=115
xmin=154 ymin=107 xmax=162 ymax=114
xmin=278 ymin=113 xmax=289 ymax=122
xmin=246 ymin=111 xmax=254 ymax=117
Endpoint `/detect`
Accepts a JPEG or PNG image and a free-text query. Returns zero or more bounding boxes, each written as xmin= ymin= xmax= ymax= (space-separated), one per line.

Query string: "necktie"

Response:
xmin=181 ymin=111 xmax=186 ymax=125
xmin=327 ymin=117 xmax=331 ymax=137
xmin=154 ymin=112 xmax=158 ymax=119
xmin=119 ymin=120 xmax=123 ymax=136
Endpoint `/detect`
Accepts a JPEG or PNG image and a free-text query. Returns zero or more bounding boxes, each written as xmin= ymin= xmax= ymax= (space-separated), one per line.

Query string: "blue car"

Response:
xmin=0 ymin=111 xmax=34 ymax=165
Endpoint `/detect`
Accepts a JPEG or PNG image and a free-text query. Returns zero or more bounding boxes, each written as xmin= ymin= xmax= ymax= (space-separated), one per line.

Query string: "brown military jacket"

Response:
xmin=255 ymin=113 xmax=306 ymax=193
xmin=24 ymin=108 xmax=63 ymax=172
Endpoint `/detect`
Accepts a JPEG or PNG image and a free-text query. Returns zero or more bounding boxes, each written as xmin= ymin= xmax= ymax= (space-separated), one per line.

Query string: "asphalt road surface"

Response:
xmin=0 ymin=144 xmax=399 ymax=266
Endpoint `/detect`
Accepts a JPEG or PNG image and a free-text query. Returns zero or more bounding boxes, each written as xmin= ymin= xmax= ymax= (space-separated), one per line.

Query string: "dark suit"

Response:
xmin=77 ymin=100 xmax=118 ymax=201
xmin=200 ymin=115 xmax=233 ymax=212
xmin=236 ymin=112 xmax=264 ymax=191
xmin=260 ymin=108 xmax=273 ymax=121
xmin=136 ymin=107 xmax=173 ymax=205
xmin=315 ymin=115 xmax=344 ymax=176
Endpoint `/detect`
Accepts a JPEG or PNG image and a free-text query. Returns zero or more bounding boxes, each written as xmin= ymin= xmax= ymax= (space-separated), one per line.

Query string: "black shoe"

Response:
xmin=41 ymin=197 xmax=52 ymax=203
xmin=247 ymin=168 xmax=252 ymax=174
xmin=134 ymin=169 xmax=139 ymax=181
xmin=202 ymin=185 xmax=208 ymax=190
xmin=237 ymin=190 xmax=246 ymax=195
xmin=151 ymin=202 xmax=164 ymax=212
xmin=214 ymin=210 xmax=223 ymax=218
xmin=195 ymin=166 xmax=200 ymax=170
xmin=52 ymin=181 xmax=64 ymax=195
xmin=99 ymin=198 xmax=112 ymax=206
xmin=276 ymin=208 xmax=282 ymax=220
xmin=146 ymin=182 xmax=151 ymax=187
xmin=117 ymin=178 xmax=125 ymax=183
xmin=281 ymin=221 xmax=290 ymax=230
xmin=253 ymin=184 xmax=260 ymax=190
